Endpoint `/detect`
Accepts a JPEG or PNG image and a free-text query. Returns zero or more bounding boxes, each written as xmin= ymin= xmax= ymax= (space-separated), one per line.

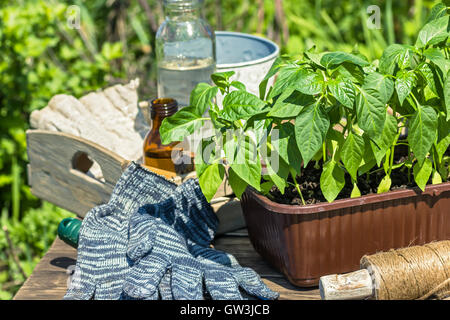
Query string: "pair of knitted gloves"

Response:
xmin=65 ymin=162 xmax=279 ymax=300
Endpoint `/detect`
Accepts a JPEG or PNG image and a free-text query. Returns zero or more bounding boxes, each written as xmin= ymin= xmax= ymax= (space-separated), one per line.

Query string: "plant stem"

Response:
xmin=388 ymin=129 xmax=401 ymax=176
xmin=407 ymin=144 xmax=412 ymax=184
xmin=388 ymin=144 xmax=395 ymax=176
xmin=291 ymin=171 xmax=306 ymax=205
xmin=432 ymin=144 xmax=440 ymax=173
xmin=409 ymin=92 xmax=420 ymax=110
xmin=322 ymin=141 xmax=327 ymax=163
xmin=265 ymin=192 xmax=276 ymax=202
xmin=368 ymin=166 xmax=385 ymax=175
xmin=343 ymin=108 xmax=352 ymax=135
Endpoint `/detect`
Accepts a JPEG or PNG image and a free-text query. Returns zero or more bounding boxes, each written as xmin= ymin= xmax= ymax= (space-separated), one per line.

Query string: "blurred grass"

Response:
xmin=0 ymin=0 xmax=445 ymax=299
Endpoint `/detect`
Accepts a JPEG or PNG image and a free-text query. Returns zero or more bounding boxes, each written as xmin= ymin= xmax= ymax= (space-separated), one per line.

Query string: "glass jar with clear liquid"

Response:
xmin=156 ymin=0 xmax=216 ymax=107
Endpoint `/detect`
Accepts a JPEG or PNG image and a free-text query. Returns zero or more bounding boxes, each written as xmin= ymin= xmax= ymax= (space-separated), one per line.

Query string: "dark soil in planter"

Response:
xmin=269 ymin=150 xmax=450 ymax=206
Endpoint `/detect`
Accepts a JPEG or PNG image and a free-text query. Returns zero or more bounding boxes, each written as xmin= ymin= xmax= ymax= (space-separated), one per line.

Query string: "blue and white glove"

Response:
xmin=139 ymin=179 xmax=280 ymax=300
xmin=189 ymin=244 xmax=279 ymax=300
xmin=64 ymin=162 xmax=176 ymax=300
xmin=121 ymin=208 xmax=205 ymax=300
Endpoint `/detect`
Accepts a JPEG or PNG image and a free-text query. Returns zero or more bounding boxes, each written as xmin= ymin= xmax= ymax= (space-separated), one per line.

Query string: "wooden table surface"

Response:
xmin=14 ymin=231 xmax=321 ymax=300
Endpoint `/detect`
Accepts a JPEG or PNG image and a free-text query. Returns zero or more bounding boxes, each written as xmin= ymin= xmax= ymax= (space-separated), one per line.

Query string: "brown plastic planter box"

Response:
xmin=240 ymin=182 xmax=450 ymax=287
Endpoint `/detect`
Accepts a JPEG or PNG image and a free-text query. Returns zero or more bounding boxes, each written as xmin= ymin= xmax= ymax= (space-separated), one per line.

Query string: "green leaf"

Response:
xmin=270 ymin=64 xmax=324 ymax=98
xmin=304 ymin=50 xmax=326 ymax=68
xmin=326 ymin=128 xmax=345 ymax=162
xmin=269 ymin=63 xmax=305 ymax=99
xmin=332 ymin=63 xmax=365 ymax=84
xmin=219 ymin=90 xmax=268 ymax=121
xmin=194 ymin=137 xmax=217 ymax=177
xmin=211 ymin=71 xmax=235 ymax=92
xmin=358 ymin=136 xmax=377 ymax=176
xmin=320 ymin=159 xmax=346 ymax=202
xmin=271 ymin=122 xmax=302 ymax=174
xmin=295 ymin=102 xmax=330 ymax=166
xmin=341 ymin=131 xmax=365 ymax=180
xmin=320 ymin=51 xmax=370 ymax=68
xmin=209 ymin=108 xmax=227 ymax=129
xmin=426 ymin=3 xmax=448 ymax=23
xmin=292 ymin=71 xmax=325 ymax=95
xmin=328 ymin=105 xmax=344 ymax=125
xmin=190 ymin=83 xmax=219 ymax=115
xmin=370 ymin=113 xmax=398 ymax=166
xmin=366 ymin=73 xmax=395 ymax=104
xmin=248 ymin=117 xmax=271 ymax=147
xmin=260 ymin=181 xmax=274 ymax=194
xmin=350 ymin=182 xmax=361 ymax=198
xmin=424 ymin=48 xmax=450 ymax=75
xmin=230 ymin=136 xmax=262 ymax=191
xmin=436 ymin=113 xmax=450 ymax=161
xmin=198 ymin=163 xmax=225 ymax=202
xmin=413 ymin=158 xmax=433 ymax=191
xmin=445 ymin=71 xmax=450 ymax=121
xmin=268 ymin=89 xmax=314 ymax=118
xmin=160 ymin=106 xmax=204 ymax=144
xmin=417 ymin=63 xmax=440 ymax=96
xmin=415 ymin=16 xmax=449 ymax=48
xmin=223 ymin=131 xmax=238 ymax=163
xmin=212 ymin=71 xmax=235 ymax=80
xmin=263 ymin=156 xmax=289 ymax=194
xmin=408 ymin=105 xmax=438 ymax=164
xmin=395 ymin=69 xmax=417 ymax=105
xmin=228 ymin=167 xmax=248 ymax=199
xmin=327 ymin=77 xmax=355 ymax=109
xmin=438 ymin=162 xmax=449 ymax=182
xmin=356 ymin=73 xmax=393 ymax=136
xmin=432 ymin=169 xmax=443 ymax=185
xmin=230 ymin=81 xmax=246 ymax=91
xmin=259 ymin=56 xmax=285 ymax=100
xmin=377 ymin=175 xmax=392 ymax=194
xmin=379 ymin=44 xmax=414 ymax=75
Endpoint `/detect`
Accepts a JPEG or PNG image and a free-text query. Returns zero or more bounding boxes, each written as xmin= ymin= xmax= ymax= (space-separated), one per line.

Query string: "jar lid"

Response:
xmin=163 ymin=0 xmax=201 ymax=9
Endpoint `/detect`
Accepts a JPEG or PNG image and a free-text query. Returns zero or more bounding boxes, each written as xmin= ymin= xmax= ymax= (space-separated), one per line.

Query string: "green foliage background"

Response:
xmin=0 ymin=0 xmax=444 ymax=299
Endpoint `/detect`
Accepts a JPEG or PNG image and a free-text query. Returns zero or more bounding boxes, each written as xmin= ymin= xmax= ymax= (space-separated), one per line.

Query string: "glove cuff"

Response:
xmin=109 ymin=162 xmax=177 ymax=217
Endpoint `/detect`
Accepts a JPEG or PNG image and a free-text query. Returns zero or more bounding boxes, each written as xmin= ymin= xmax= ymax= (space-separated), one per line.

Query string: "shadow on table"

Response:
xmin=50 ymin=257 xmax=76 ymax=269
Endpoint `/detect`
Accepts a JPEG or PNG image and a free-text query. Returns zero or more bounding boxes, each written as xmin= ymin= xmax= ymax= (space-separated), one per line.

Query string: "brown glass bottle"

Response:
xmin=143 ymin=98 xmax=179 ymax=172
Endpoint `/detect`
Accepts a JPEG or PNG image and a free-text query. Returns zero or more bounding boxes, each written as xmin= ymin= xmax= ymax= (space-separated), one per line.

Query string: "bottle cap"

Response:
xmin=150 ymin=98 xmax=178 ymax=119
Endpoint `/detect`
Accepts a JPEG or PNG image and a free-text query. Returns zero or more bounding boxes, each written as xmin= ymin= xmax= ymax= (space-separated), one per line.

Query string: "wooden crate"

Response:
xmin=26 ymin=129 xmax=245 ymax=234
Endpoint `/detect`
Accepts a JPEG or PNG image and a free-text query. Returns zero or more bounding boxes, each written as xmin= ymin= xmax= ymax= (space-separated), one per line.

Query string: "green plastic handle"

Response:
xmin=57 ymin=218 xmax=81 ymax=248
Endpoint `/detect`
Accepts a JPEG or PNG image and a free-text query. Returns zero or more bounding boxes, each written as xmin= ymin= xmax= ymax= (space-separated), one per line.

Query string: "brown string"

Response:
xmin=360 ymin=240 xmax=450 ymax=300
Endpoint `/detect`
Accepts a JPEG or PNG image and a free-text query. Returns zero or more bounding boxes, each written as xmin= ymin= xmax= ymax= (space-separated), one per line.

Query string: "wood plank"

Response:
xmin=14 ymin=236 xmax=320 ymax=300
xmin=14 ymin=239 xmax=76 ymax=300
xmin=27 ymin=130 xmax=125 ymax=217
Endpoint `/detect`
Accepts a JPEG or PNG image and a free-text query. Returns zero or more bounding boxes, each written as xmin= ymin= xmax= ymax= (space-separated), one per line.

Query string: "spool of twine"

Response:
xmin=360 ymin=240 xmax=450 ymax=300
